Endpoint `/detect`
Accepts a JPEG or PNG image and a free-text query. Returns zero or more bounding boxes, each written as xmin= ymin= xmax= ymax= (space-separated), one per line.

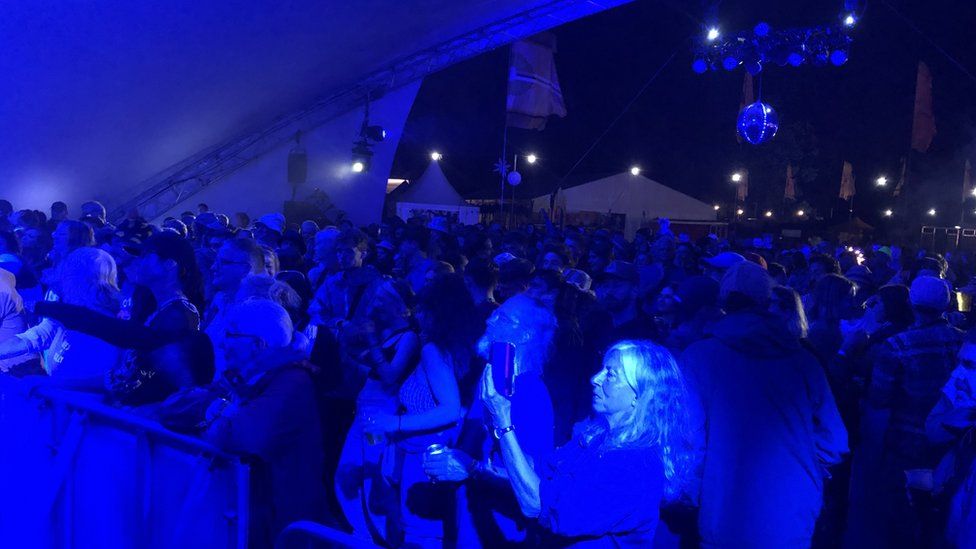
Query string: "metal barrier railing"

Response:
xmin=0 ymin=377 xmax=250 ymax=548
xmin=275 ymin=520 xmax=379 ymax=549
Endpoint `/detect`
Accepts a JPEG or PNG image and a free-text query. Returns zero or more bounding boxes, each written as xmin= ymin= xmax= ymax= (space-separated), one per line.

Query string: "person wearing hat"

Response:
xmin=700 ymin=251 xmax=746 ymax=282
xmin=680 ymin=261 xmax=847 ymax=548
xmin=583 ymin=261 xmax=657 ymax=371
xmin=254 ymin=212 xmax=286 ymax=249
xmin=866 ymin=275 xmax=966 ymax=546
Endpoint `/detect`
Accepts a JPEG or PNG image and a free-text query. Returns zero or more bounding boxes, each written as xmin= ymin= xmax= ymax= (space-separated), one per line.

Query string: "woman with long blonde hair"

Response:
xmin=481 ymin=339 xmax=696 ymax=546
xmin=0 ymin=247 xmax=124 ymax=379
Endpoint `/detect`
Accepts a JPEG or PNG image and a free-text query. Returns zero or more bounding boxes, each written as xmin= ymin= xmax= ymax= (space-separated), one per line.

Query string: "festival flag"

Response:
xmin=736 ymin=73 xmax=755 ymax=143
xmin=911 ymin=62 xmax=937 ymax=153
xmin=839 ymin=161 xmax=856 ymax=200
xmin=736 ymin=170 xmax=749 ymax=201
xmin=964 ymin=159 xmax=973 ymax=200
xmin=785 ymin=164 xmax=797 ymax=201
xmin=893 ymin=157 xmax=907 ymax=197
xmin=506 ymin=33 xmax=567 ymax=130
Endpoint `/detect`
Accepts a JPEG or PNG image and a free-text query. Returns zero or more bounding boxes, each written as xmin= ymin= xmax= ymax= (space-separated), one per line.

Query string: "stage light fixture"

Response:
xmin=351 ymin=161 xmax=365 ymax=173
xmin=736 ymin=208 xmax=745 ymax=216
xmin=884 ymin=209 xmax=893 ymax=217
xmin=365 ymin=125 xmax=386 ymax=142
xmin=731 ymin=172 xmax=743 ymax=183
xmin=796 ymin=209 xmax=805 ymax=217
xmin=928 ymin=208 xmax=937 ymax=216
xmin=351 ymin=140 xmax=373 ymax=173
xmin=765 ymin=211 xmax=773 ymax=218
xmin=713 ymin=204 xmax=721 ymax=211
xmin=526 ymin=154 xmax=538 ymax=164
xmin=844 ymin=14 xmax=856 ymax=27
xmin=431 ymin=151 xmax=443 ymax=161
xmin=630 ymin=166 xmax=641 ymax=176
xmin=876 ymin=177 xmax=887 ymax=186
xmin=707 ymin=27 xmax=720 ymax=41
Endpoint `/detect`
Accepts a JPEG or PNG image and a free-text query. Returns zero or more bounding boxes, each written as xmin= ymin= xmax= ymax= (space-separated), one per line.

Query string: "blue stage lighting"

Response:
xmin=692 ymin=58 xmax=708 ymax=74
xmin=723 ymin=56 xmax=739 ymax=71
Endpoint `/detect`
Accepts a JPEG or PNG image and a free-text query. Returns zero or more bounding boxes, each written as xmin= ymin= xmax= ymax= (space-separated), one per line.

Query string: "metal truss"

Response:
xmin=108 ymin=0 xmax=632 ymax=222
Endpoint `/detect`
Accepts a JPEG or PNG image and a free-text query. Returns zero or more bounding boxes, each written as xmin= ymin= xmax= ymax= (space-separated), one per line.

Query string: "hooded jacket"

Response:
xmin=680 ymin=310 xmax=848 ymax=548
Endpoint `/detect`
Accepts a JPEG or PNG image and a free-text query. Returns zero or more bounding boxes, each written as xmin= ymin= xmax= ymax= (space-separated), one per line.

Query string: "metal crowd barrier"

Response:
xmin=0 ymin=376 xmax=249 ymax=549
xmin=274 ymin=521 xmax=378 ymax=549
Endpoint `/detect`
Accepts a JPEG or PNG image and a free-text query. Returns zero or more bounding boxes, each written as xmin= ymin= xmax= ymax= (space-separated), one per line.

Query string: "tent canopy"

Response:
xmin=392 ymin=160 xmax=467 ymax=206
xmin=1 ymin=1 xmax=628 ymax=216
xmin=531 ymin=172 xmax=716 ymax=236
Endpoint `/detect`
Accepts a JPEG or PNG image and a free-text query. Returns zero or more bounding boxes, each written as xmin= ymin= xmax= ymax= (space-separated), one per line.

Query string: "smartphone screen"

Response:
xmin=490 ymin=341 xmax=516 ymax=398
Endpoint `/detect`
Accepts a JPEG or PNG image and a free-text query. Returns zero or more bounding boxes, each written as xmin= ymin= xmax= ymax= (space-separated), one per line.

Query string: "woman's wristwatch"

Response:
xmin=492 ymin=424 xmax=516 ymax=440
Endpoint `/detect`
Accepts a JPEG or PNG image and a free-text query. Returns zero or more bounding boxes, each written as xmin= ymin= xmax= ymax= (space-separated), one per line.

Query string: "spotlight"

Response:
xmin=723 ymin=56 xmax=739 ymax=71
xmin=692 ymin=58 xmax=708 ymax=74
xmin=765 ymin=211 xmax=773 ymax=218
xmin=787 ymin=52 xmax=804 ymax=67
xmin=796 ymin=209 xmax=805 ymax=217
xmin=876 ymin=176 xmax=887 ymax=186
xmin=351 ymin=140 xmax=373 ymax=173
xmin=971 ymin=188 xmax=976 ymax=197
xmin=731 ymin=172 xmax=743 ymax=183
xmin=736 ymin=208 xmax=745 ymax=216
xmin=430 ymin=151 xmax=443 ymax=161
xmin=630 ymin=166 xmax=641 ymax=176
xmin=713 ymin=204 xmax=721 ymax=211
xmin=829 ymin=50 xmax=849 ymax=66
xmin=526 ymin=154 xmax=538 ymax=164
xmin=754 ymin=22 xmax=771 ymax=37
xmin=707 ymin=27 xmax=720 ymax=41
xmin=928 ymin=208 xmax=937 ymax=216
xmin=844 ymin=14 xmax=857 ymax=27
xmin=884 ymin=209 xmax=893 ymax=217
xmin=364 ymin=125 xmax=386 ymax=142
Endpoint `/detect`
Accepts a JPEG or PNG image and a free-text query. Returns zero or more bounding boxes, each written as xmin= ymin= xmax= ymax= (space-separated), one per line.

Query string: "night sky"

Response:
xmin=390 ymin=0 xmax=976 ymax=230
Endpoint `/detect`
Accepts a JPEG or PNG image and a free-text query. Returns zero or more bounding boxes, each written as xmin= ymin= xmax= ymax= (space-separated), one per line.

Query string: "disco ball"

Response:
xmin=737 ymin=101 xmax=779 ymax=145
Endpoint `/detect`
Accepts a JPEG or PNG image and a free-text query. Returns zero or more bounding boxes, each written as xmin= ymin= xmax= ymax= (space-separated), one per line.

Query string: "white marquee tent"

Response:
xmin=531 ymin=172 xmax=717 ymax=237
xmin=393 ymin=160 xmax=480 ymax=224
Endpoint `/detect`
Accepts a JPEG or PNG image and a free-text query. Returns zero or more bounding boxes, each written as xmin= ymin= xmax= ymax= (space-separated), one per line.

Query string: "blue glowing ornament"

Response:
xmin=737 ymin=102 xmax=779 ymax=145
xmin=692 ymin=58 xmax=708 ymax=74
xmin=829 ymin=50 xmax=849 ymax=66
xmin=754 ymin=22 xmax=772 ymax=37
xmin=787 ymin=52 xmax=804 ymax=66
xmin=723 ymin=56 xmax=739 ymax=71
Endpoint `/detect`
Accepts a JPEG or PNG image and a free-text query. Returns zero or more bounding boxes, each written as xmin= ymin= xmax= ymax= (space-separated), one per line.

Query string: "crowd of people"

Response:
xmin=1 ymin=197 xmax=975 ymax=548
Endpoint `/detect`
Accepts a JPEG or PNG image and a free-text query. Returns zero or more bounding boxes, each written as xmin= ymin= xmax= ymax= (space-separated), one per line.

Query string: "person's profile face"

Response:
xmin=591 ymin=358 xmax=637 ymax=417
xmin=212 ymin=245 xmax=252 ymax=292
xmin=221 ymin=321 xmax=264 ymax=374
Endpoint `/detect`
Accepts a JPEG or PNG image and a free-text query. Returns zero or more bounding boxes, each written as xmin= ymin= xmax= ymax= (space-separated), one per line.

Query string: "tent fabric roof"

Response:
xmin=530 ymin=172 xmax=716 ymax=235
xmin=1 ymin=1 xmax=628 ymax=213
xmin=393 ymin=160 xmax=467 ymax=206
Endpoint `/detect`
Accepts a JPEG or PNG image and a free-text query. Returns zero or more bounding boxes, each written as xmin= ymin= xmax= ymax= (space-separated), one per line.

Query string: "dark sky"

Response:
xmin=390 ymin=0 xmax=976 ymax=227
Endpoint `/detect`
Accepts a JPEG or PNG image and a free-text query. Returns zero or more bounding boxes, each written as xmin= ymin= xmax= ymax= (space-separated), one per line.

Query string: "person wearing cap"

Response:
xmin=867 ymin=275 xmax=966 ymax=546
xmin=80 ymin=200 xmax=111 ymax=229
xmin=700 ymin=251 xmax=745 ymax=282
xmin=592 ymin=260 xmax=655 ymax=341
xmin=680 ymin=261 xmax=847 ymax=548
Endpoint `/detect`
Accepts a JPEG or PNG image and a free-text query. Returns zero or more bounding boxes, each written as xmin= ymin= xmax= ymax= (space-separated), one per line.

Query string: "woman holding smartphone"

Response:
xmin=480 ymin=340 xmax=696 ymax=546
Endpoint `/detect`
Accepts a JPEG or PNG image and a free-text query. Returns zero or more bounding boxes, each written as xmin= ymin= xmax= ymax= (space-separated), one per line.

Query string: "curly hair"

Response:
xmin=580 ymin=340 xmax=696 ymax=502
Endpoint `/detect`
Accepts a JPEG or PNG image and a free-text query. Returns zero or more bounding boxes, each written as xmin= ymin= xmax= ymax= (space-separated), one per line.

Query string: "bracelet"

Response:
xmin=492 ymin=424 xmax=516 ymax=440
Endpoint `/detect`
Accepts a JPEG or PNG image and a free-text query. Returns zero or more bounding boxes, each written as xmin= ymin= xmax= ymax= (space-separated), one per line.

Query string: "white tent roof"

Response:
xmin=532 ymin=172 xmax=716 ymax=235
xmin=1 ymin=1 xmax=629 ymax=217
xmin=395 ymin=161 xmax=466 ymax=206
